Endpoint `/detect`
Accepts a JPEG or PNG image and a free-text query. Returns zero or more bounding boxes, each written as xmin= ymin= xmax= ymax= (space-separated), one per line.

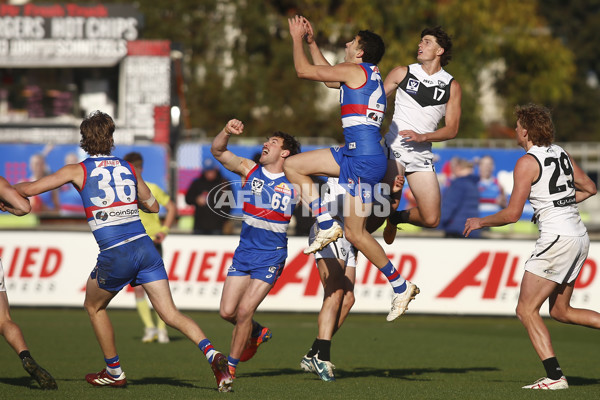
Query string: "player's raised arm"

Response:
xmin=211 ymin=119 xmax=256 ymax=178
xmin=289 ymin=15 xmax=365 ymax=88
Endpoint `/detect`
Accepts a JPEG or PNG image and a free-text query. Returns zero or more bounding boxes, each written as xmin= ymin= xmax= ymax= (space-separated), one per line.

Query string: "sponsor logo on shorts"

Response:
xmin=543 ymin=269 xmax=558 ymax=275
xmin=95 ymin=211 xmax=108 ymax=221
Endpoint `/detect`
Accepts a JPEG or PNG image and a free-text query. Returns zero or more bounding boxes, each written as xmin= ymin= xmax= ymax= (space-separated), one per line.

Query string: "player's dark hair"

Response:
xmin=421 ymin=26 xmax=452 ymax=66
xmin=79 ymin=111 xmax=115 ymax=156
xmin=271 ymin=131 xmax=301 ymax=157
xmin=123 ymin=152 xmax=144 ymax=168
xmin=357 ymin=30 xmax=385 ymax=65
xmin=515 ymin=103 xmax=554 ymax=147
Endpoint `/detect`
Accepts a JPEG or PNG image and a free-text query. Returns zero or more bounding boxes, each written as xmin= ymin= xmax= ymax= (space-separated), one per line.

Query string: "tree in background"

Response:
xmin=57 ymin=0 xmax=578 ymax=141
xmin=538 ymin=0 xmax=600 ymax=142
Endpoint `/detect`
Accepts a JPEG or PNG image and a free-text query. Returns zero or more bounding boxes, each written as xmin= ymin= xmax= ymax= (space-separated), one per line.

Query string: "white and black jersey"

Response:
xmin=527 ymin=145 xmax=586 ymax=236
xmin=385 ymin=63 xmax=454 ymax=155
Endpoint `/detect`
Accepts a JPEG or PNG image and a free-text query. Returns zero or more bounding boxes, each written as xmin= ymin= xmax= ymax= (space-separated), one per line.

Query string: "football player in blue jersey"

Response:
xmin=14 ymin=111 xmax=233 ymax=392
xmin=285 ymin=16 xmax=419 ymax=322
xmin=211 ymin=118 xmax=300 ymax=379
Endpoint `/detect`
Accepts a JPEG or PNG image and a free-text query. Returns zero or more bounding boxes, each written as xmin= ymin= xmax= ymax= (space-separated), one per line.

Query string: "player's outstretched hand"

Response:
xmin=288 ymin=15 xmax=307 ymax=40
xmin=300 ymin=16 xmax=314 ymax=44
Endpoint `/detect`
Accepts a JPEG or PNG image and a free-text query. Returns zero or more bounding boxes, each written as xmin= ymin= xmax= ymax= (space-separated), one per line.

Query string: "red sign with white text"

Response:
xmin=1 ymin=232 xmax=598 ymax=316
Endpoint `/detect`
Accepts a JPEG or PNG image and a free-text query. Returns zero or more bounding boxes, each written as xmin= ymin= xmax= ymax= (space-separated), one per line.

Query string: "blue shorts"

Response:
xmin=228 ymin=249 xmax=285 ymax=285
xmin=330 ymin=147 xmax=387 ymax=203
xmin=91 ymin=236 xmax=168 ymax=292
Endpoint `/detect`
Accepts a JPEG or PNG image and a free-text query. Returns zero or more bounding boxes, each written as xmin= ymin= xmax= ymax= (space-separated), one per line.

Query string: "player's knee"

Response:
xmin=219 ymin=307 xmax=236 ymax=322
xmin=324 ymin=286 xmax=344 ymax=303
xmin=235 ymin=306 xmax=255 ymax=324
xmin=549 ymin=306 xmax=570 ymax=323
xmin=515 ymin=303 xmax=526 ymax=322
xmin=421 ymin=214 xmax=440 ymax=228
xmin=343 ymin=291 xmax=355 ymax=310
xmin=343 ymin=226 xmax=362 ymax=246
xmin=83 ymin=299 xmax=96 ymax=315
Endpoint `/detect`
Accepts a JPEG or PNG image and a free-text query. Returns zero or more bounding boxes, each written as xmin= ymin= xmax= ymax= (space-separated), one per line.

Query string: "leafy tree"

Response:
xmin=538 ymin=0 xmax=600 ymax=141
xmin=31 ymin=0 xmax=578 ymax=142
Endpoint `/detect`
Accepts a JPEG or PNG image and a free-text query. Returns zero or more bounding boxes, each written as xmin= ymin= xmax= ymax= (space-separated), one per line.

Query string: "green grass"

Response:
xmin=1 ymin=309 xmax=599 ymax=399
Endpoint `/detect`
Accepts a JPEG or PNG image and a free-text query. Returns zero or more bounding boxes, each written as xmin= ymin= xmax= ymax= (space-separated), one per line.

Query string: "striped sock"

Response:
xmin=310 ymin=199 xmax=333 ymax=229
xmin=198 ymin=339 xmax=217 ymax=363
xmin=104 ymin=355 xmax=123 ymax=378
xmin=380 ymin=261 xmax=407 ymax=294
xmin=227 ymin=356 xmax=239 ymax=370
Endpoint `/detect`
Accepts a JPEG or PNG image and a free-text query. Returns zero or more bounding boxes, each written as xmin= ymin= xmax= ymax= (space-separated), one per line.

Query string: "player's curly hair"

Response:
xmin=271 ymin=131 xmax=301 ymax=157
xmin=421 ymin=26 xmax=452 ymax=67
xmin=357 ymin=30 xmax=385 ymax=65
xmin=515 ymin=103 xmax=554 ymax=147
xmin=79 ymin=111 xmax=115 ymax=156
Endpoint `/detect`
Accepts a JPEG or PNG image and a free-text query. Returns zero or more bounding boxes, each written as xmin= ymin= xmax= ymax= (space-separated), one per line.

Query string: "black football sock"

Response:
xmin=542 ymin=357 xmax=563 ymax=380
xmin=389 ymin=209 xmax=410 ymax=226
xmin=316 ymin=340 xmax=331 ymax=361
xmin=306 ymin=338 xmax=319 ymax=357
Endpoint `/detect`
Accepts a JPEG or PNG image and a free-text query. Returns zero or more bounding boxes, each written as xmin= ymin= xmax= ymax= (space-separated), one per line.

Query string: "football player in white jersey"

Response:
xmin=464 ymin=104 xmax=599 ymax=390
xmin=381 ymin=26 xmax=462 ymax=244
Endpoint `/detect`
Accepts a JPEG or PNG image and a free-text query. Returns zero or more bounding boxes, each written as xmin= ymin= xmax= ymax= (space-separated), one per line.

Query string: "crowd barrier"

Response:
xmin=1 ymin=232 xmax=598 ymax=316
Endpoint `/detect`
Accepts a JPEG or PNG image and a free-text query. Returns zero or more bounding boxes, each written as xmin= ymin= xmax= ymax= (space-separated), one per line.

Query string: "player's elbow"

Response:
xmin=588 ymin=183 xmax=597 ymax=197
xmin=504 ymin=210 xmax=521 ymax=224
xmin=210 ymin=146 xmax=222 ymax=159
xmin=446 ymin=127 xmax=459 ymax=140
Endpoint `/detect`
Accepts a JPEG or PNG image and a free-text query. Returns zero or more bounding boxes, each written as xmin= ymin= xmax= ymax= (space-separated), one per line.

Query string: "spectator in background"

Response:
xmin=27 ymin=153 xmax=59 ymax=214
xmin=124 ymin=152 xmax=177 ymax=344
xmin=59 ymin=152 xmax=85 ymax=216
xmin=439 ymin=158 xmax=480 ymax=238
xmin=478 ymin=155 xmax=506 ymax=218
xmin=185 ymin=158 xmax=230 ymax=235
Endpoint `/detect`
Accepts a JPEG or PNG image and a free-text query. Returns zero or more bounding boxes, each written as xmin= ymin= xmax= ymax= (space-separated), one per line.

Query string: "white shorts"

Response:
xmin=525 ymin=232 xmax=590 ymax=284
xmin=384 ymin=134 xmax=435 ymax=173
xmin=309 ymin=223 xmax=357 ymax=267
xmin=0 ymin=258 xmax=6 ymax=292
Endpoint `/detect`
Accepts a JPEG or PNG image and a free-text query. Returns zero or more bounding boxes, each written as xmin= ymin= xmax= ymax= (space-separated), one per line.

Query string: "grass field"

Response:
xmin=1 ymin=309 xmax=599 ymax=399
